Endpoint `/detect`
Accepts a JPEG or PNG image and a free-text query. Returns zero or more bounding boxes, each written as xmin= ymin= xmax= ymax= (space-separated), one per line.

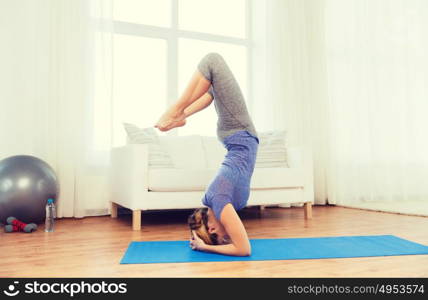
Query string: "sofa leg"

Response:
xmin=304 ymin=202 xmax=313 ymax=219
xmin=132 ymin=210 xmax=142 ymax=231
xmin=111 ymin=202 xmax=118 ymax=218
xmin=259 ymin=205 xmax=266 ymax=211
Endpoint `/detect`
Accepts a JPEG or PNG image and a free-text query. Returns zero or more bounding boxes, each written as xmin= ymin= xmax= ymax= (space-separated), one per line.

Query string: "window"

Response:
xmin=178 ymin=38 xmax=248 ymax=136
xmin=114 ymin=0 xmax=171 ymax=27
xmin=178 ymin=0 xmax=247 ymax=38
xmin=93 ymin=0 xmax=252 ymax=149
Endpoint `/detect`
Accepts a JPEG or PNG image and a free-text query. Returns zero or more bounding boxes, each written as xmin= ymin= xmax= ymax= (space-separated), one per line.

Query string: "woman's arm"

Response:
xmin=191 ymin=204 xmax=251 ymax=256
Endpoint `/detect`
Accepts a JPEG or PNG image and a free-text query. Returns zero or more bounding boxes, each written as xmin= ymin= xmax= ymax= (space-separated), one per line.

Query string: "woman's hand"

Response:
xmin=190 ymin=230 xmax=206 ymax=251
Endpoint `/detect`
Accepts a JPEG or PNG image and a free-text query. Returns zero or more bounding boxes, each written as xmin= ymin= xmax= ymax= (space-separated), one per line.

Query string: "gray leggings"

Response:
xmin=197 ymin=53 xmax=257 ymax=142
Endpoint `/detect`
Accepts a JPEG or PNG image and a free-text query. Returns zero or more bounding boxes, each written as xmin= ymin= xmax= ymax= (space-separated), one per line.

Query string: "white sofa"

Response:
xmin=110 ymin=135 xmax=314 ymax=230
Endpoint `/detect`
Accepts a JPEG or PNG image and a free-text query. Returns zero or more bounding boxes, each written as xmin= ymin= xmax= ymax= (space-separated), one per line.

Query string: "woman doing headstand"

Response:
xmin=155 ymin=53 xmax=258 ymax=256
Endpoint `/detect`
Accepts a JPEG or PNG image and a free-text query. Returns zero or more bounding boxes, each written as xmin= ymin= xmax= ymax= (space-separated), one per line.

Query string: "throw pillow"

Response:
xmin=123 ymin=123 xmax=174 ymax=168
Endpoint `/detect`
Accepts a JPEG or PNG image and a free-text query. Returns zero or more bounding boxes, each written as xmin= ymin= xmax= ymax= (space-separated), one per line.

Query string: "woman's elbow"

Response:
xmin=237 ymin=245 xmax=251 ymax=256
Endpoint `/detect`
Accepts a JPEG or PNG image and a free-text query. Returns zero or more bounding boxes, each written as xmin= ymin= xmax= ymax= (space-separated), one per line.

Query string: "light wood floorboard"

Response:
xmin=1 ymin=205 xmax=427 ymax=277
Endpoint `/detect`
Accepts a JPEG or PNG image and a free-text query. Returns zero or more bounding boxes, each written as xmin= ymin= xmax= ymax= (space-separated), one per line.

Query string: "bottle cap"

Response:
xmin=47 ymin=198 xmax=54 ymax=204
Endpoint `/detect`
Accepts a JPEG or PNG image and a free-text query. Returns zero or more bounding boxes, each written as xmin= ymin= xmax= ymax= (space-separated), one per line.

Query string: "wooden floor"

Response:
xmin=1 ymin=205 xmax=427 ymax=277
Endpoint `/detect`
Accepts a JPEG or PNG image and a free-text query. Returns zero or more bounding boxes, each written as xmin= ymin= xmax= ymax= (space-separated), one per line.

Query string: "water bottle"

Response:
xmin=45 ymin=198 xmax=56 ymax=232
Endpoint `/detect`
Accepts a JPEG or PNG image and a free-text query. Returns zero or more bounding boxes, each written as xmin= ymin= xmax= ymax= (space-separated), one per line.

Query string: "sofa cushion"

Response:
xmin=148 ymin=167 xmax=304 ymax=192
xmin=148 ymin=169 xmax=215 ymax=191
xmin=201 ymin=136 xmax=226 ymax=169
xmin=201 ymin=132 xmax=289 ymax=169
xmin=123 ymin=123 xmax=174 ymax=168
xmin=256 ymin=131 xmax=289 ymax=168
xmin=251 ymin=167 xmax=304 ymax=189
xmin=159 ymin=135 xmax=205 ymax=169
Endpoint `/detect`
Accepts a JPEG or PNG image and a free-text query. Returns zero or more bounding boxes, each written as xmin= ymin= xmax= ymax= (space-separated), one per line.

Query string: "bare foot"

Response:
xmin=155 ymin=107 xmax=186 ymax=131
xmin=158 ymin=119 xmax=187 ymax=132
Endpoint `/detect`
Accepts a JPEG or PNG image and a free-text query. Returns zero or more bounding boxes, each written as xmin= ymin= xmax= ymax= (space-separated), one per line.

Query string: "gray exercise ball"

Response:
xmin=0 ymin=155 xmax=59 ymax=224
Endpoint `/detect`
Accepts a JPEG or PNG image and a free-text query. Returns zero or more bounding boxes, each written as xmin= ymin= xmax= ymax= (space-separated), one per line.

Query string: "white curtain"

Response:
xmin=252 ymin=0 xmax=428 ymax=211
xmin=324 ymin=0 xmax=428 ymax=207
xmin=0 ymin=0 xmax=113 ymax=218
xmin=252 ymin=0 xmax=329 ymax=205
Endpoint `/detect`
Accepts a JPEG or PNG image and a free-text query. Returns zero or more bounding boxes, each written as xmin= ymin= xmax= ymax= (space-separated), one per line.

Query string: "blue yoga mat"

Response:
xmin=120 ymin=235 xmax=428 ymax=264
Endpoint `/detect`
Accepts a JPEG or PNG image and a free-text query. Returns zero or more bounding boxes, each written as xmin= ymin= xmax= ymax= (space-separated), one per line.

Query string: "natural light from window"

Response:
xmin=178 ymin=0 xmax=246 ymax=38
xmin=178 ymin=39 xmax=247 ymax=136
xmin=92 ymin=0 xmax=250 ymax=150
xmin=113 ymin=0 xmax=171 ymax=27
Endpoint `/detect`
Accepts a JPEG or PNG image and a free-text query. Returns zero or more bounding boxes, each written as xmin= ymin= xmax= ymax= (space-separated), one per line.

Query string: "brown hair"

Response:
xmin=187 ymin=208 xmax=219 ymax=245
